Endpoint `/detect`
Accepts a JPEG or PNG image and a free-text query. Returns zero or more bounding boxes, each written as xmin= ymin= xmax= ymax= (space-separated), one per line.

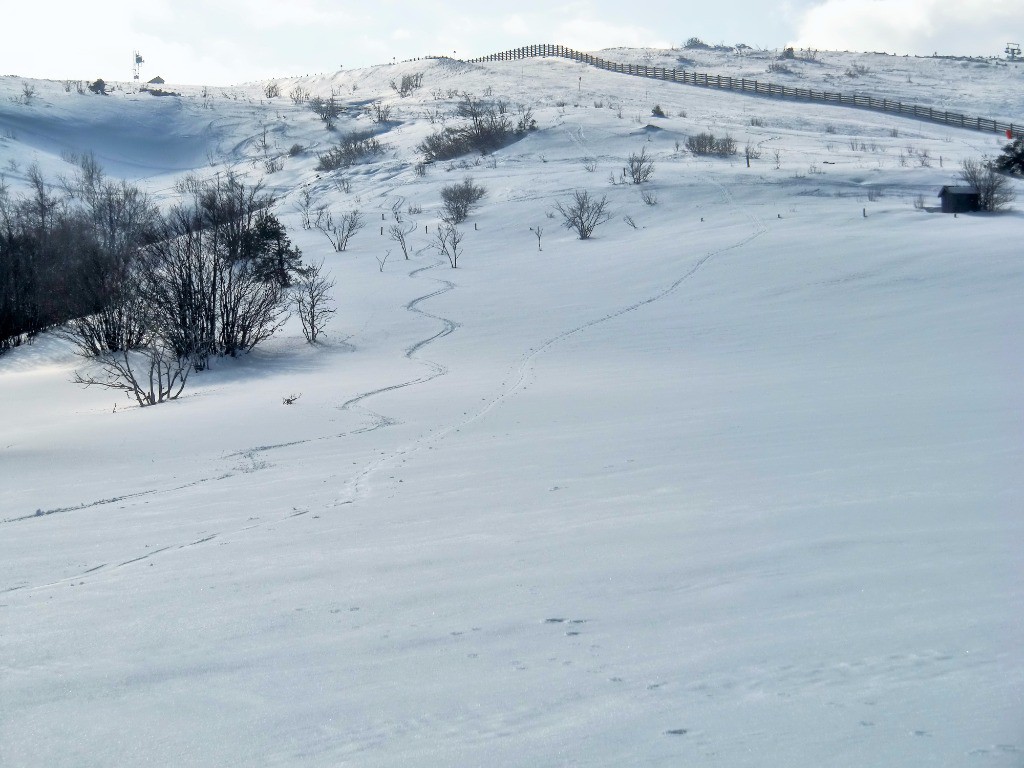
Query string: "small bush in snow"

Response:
xmin=418 ymin=95 xmax=535 ymax=161
xmin=628 ymin=147 xmax=655 ymax=183
xmin=390 ymin=73 xmax=424 ymax=97
xmin=316 ymin=131 xmax=383 ymax=171
xmin=555 ymin=190 xmax=612 ymax=240
xmin=309 ymin=95 xmax=344 ymax=129
xmin=686 ymin=132 xmax=737 ymax=157
xmin=440 ymin=178 xmax=486 ymax=224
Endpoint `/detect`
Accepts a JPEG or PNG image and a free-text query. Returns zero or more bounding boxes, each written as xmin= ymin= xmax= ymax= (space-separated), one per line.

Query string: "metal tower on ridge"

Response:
xmin=133 ymin=50 xmax=144 ymax=80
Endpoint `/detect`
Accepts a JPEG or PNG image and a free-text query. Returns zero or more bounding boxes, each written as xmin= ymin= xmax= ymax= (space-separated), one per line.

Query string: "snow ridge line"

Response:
xmin=468 ymin=43 xmax=1021 ymax=136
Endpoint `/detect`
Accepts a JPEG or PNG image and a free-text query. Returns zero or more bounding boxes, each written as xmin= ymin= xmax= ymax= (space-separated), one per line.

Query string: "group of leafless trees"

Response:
xmin=1 ymin=158 xmax=322 ymax=406
xmin=1 ymin=156 xmax=156 ymax=356
xmin=419 ymin=94 xmax=536 ymax=161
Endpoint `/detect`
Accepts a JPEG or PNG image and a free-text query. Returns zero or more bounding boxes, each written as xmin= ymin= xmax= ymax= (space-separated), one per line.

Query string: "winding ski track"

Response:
xmin=4 ymin=170 xmax=767 ymax=594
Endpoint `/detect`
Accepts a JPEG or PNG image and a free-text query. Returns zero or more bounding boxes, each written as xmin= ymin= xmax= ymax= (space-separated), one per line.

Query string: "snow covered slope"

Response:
xmin=1 ymin=49 xmax=1022 ymax=767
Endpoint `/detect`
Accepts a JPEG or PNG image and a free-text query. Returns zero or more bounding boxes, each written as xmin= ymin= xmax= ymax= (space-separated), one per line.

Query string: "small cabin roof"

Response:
xmin=937 ymin=185 xmax=979 ymax=197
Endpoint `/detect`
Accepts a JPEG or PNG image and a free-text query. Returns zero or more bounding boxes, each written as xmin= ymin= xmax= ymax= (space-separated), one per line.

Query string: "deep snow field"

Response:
xmin=1 ymin=47 xmax=1022 ymax=766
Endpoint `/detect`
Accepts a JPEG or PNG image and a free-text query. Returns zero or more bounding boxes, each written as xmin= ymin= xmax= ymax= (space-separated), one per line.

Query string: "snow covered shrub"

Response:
xmin=390 ymin=73 xmax=423 ymax=97
xmin=555 ymin=190 xmax=612 ymax=240
xmin=651 ymin=105 xmax=666 ymax=118
xmin=309 ymin=95 xmax=344 ymax=129
xmin=87 ymin=79 xmax=106 ymax=95
xmin=440 ymin=178 xmax=486 ymax=224
xmin=686 ymin=133 xmax=737 ymax=157
xmin=418 ymin=95 xmax=535 ymax=161
xmin=959 ymin=157 xmax=1016 ymax=211
xmin=367 ymin=101 xmax=393 ymax=123
xmin=627 ymin=147 xmax=655 ymax=184
xmin=264 ymin=82 xmax=280 ymax=99
xmin=316 ymin=131 xmax=383 ymax=171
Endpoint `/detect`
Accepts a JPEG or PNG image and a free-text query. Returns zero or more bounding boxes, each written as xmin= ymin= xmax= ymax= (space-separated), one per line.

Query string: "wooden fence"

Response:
xmin=468 ymin=44 xmax=1019 ymax=137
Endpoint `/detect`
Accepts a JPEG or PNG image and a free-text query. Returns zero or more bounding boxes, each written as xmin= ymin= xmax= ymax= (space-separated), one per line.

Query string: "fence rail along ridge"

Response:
xmin=467 ymin=43 xmax=1019 ymax=137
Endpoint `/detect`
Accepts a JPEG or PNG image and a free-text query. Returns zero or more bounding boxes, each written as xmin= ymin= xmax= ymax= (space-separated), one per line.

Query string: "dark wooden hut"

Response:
xmin=937 ymin=186 xmax=981 ymax=213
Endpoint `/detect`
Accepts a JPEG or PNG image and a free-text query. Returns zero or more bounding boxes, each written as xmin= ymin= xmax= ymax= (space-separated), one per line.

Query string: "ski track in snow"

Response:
xmin=3 ymin=171 xmax=767 ymax=595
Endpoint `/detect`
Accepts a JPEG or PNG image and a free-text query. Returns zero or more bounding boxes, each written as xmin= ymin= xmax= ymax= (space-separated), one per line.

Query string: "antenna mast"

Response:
xmin=133 ymin=50 xmax=144 ymax=80
xmin=1006 ymin=43 xmax=1021 ymax=61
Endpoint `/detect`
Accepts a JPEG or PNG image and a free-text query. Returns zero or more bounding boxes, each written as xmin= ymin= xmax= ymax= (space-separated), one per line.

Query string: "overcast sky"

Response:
xmin=3 ymin=0 xmax=1019 ymax=85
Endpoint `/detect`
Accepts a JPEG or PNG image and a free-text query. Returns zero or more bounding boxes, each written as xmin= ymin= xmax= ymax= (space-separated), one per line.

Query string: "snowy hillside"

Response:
xmin=1 ymin=48 xmax=1022 ymax=767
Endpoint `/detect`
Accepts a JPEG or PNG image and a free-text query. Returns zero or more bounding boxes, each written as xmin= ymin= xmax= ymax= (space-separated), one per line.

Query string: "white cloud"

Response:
xmin=793 ymin=0 xmax=1020 ymax=56
xmin=556 ymin=17 xmax=672 ymax=51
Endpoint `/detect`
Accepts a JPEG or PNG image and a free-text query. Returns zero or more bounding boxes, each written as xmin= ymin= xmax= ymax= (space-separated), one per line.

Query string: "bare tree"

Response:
xmin=434 ymin=224 xmax=464 ymax=268
xmin=532 ymin=225 xmax=543 ymax=251
xmin=627 ymin=146 xmax=655 ymax=183
xmin=314 ymin=209 xmax=364 ymax=251
xmin=295 ymin=187 xmax=315 ymax=229
xmin=555 ymin=190 xmax=612 ymax=239
xmin=264 ymin=82 xmax=280 ymax=99
xmin=959 ymin=157 xmax=1016 ymax=211
xmin=73 ymin=342 xmax=193 ymax=407
xmin=294 ymin=260 xmax=335 ymax=343
xmin=744 ymin=142 xmax=762 ymax=167
xmin=388 ymin=222 xmax=416 ymax=259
